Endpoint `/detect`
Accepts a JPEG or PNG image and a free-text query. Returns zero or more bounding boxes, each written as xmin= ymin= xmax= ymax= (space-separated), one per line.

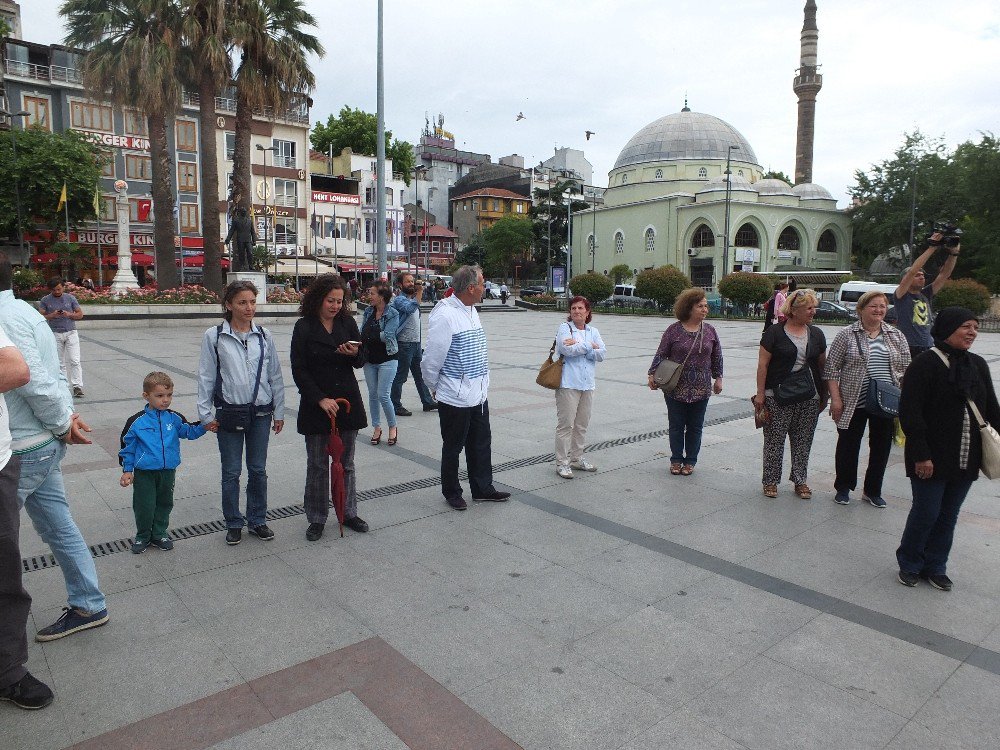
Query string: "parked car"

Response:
xmin=813 ymin=299 xmax=856 ymax=322
xmin=601 ymin=284 xmax=655 ymax=309
xmin=483 ymin=281 xmax=501 ymax=299
xmin=519 ymin=285 xmax=548 ymax=299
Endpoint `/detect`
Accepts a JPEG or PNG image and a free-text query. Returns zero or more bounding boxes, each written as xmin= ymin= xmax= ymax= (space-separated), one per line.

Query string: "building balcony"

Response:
xmin=180 ymin=90 xmax=309 ymax=126
xmin=4 ymin=59 xmax=84 ymax=85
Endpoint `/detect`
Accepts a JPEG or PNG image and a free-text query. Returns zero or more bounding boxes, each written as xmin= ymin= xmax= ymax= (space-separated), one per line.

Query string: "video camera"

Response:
xmin=927 ymin=220 xmax=963 ymax=249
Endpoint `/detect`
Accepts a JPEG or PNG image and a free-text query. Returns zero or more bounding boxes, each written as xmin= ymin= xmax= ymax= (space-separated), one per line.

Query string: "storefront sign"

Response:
xmin=311 ymin=191 xmax=361 ymax=206
xmin=77 ymin=130 xmax=151 ymax=151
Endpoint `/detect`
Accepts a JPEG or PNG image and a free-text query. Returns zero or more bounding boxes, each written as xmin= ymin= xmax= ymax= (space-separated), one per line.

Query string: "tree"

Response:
xmin=480 ymin=216 xmax=533 ymax=277
xmin=454 ymin=234 xmax=486 ymax=268
xmin=718 ymin=271 xmax=772 ymax=306
xmin=635 ymin=265 xmax=691 ymax=311
xmin=0 ymin=128 xmax=103 ymax=239
xmin=568 ymin=272 xmax=613 ymax=305
xmin=933 ymin=278 xmax=991 ymax=315
xmin=763 ymin=169 xmax=793 ymax=184
xmin=529 ymin=180 xmax=589 ymax=269
xmin=310 ymin=106 xmax=414 ymax=185
xmin=63 ymin=0 xmax=184 ymax=288
xmin=229 ymin=0 xmax=323 ymax=228
xmin=609 ymin=263 xmax=632 ymax=284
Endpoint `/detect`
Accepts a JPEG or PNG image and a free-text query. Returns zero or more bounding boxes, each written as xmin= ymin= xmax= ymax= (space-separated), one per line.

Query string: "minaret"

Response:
xmin=793 ymin=0 xmax=822 ymax=185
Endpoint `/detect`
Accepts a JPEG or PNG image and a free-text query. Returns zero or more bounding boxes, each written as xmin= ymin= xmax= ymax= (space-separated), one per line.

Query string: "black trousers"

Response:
xmin=437 ymin=400 xmax=495 ymax=500
xmin=0 ymin=456 xmax=30 ymax=690
xmin=835 ymin=407 xmax=894 ymax=496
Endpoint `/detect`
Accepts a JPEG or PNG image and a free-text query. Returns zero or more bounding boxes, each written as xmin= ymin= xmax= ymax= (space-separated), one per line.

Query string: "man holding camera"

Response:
xmin=895 ymin=230 xmax=960 ymax=359
xmin=390 ymin=272 xmax=437 ymax=416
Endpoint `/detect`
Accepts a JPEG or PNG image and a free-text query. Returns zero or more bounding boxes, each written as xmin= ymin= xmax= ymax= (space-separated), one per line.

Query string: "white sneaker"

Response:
xmin=570 ymin=459 xmax=597 ymax=472
xmin=557 ymin=465 xmax=574 ymax=479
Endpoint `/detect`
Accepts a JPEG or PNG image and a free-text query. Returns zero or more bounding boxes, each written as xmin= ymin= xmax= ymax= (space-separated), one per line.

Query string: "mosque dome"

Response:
xmin=613 ymin=109 xmax=758 ymax=170
xmin=791 ymin=182 xmax=833 ymax=200
xmin=695 ymin=173 xmax=754 ymax=195
xmin=754 ymin=178 xmax=795 ymax=196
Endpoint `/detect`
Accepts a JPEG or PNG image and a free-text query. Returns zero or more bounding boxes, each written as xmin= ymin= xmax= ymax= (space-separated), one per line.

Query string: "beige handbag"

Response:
xmin=536 ymin=340 xmax=563 ymax=390
xmin=931 ymin=347 xmax=1000 ymax=479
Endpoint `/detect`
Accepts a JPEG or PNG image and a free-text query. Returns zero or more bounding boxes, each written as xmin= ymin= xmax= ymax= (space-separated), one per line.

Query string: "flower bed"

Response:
xmin=18 ymin=281 xmax=301 ymax=304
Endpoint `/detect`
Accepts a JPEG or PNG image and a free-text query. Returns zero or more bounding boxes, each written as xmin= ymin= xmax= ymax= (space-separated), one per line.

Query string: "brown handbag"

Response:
xmin=536 ymin=340 xmax=563 ymax=389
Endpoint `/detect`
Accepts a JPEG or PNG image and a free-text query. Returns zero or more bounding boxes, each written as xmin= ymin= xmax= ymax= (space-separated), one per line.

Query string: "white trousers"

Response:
xmin=53 ymin=330 xmax=83 ymax=389
xmin=555 ymin=388 xmax=593 ymax=467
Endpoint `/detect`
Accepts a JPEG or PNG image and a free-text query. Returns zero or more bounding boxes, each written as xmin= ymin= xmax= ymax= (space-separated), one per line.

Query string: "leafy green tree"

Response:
xmin=718 ymin=272 xmax=772 ymax=306
xmin=454 ymin=234 xmax=486 ymax=268
xmin=311 ymin=106 xmax=414 ymax=185
xmin=530 ymin=180 xmax=590 ymax=268
xmin=763 ymin=169 xmax=793 ymax=184
xmin=63 ymin=0 xmax=185 ymax=287
xmin=0 ymin=128 xmax=103 ymax=239
xmin=933 ymin=278 xmax=991 ymax=315
xmin=568 ymin=272 xmax=613 ymax=305
xmin=635 ymin=265 xmax=691 ymax=311
xmin=480 ymin=216 xmax=533 ymax=277
xmin=609 ymin=263 xmax=632 ymax=284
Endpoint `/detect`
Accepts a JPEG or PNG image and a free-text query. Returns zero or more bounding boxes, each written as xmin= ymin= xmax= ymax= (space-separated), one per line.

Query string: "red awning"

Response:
xmin=30 ymin=253 xmax=60 ymax=264
xmin=179 ymin=255 xmax=230 ymax=269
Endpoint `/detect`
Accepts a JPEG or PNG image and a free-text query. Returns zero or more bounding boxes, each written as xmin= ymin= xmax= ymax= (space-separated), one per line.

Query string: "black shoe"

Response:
xmin=226 ymin=528 xmax=242 ymax=545
xmin=422 ymin=402 xmax=439 ymax=412
xmin=0 ymin=672 xmax=54 ymax=710
xmin=35 ymin=607 xmax=109 ymax=642
xmin=131 ymin=538 xmax=150 ymax=554
xmin=473 ymin=490 xmax=510 ymax=502
xmin=248 ymin=524 xmax=274 ymax=541
xmin=306 ymin=523 xmax=324 ymax=541
xmin=394 ymin=406 xmax=412 ymax=417
xmin=149 ymin=537 xmax=174 ymax=551
xmin=897 ymin=570 xmax=919 ymax=587
xmin=923 ymin=573 xmax=953 ymax=591
xmin=344 ymin=516 xmax=369 ymax=533
xmin=446 ymin=496 xmax=468 ymax=510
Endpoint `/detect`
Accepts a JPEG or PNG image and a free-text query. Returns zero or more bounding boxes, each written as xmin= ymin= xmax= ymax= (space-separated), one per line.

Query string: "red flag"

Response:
xmin=137 ymin=199 xmax=152 ymax=222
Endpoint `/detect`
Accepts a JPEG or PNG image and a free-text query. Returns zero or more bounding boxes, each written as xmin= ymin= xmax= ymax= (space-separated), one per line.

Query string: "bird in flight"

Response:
xmin=585 ymin=130 xmax=595 ymax=141
xmin=516 ymin=112 xmax=525 ymax=122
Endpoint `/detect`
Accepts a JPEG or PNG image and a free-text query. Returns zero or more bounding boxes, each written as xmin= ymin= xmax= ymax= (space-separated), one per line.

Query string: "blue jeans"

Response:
xmin=390 ymin=342 xmax=434 ymax=409
xmin=17 ymin=441 xmax=106 ymax=614
xmin=665 ymin=396 xmax=709 ymax=465
xmin=896 ymin=477 xmax=974 ymax=576
xmin=364 ymin=360 xmax=399 ymax=428
xmin=217 ymin=414 xmax=273 ymax=529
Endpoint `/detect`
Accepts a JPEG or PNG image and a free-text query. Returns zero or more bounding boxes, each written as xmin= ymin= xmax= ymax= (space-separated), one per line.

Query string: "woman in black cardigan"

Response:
xmin=290 ymin=275 xmax=369 ymax=541
xmin=896 ymin=307 xmax=1000 ymax=590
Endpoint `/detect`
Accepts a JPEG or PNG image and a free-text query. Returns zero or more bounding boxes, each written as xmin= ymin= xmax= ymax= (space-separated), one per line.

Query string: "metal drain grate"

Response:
xmin=22 ymin=406 xmax=755 ymax=572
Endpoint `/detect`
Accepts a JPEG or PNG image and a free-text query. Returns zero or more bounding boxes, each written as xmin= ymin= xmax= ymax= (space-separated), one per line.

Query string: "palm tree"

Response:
xmin=181 ymin=0 xmax=230 ymax=292
xmin=61 ymin=0 xmax=183 ymax=288
xmin=228 ymin=0 xmax=323 ymax=262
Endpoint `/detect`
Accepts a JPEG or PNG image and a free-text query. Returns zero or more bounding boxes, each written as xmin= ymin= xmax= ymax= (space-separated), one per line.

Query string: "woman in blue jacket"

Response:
xmin=360 ymin=281 xmax=400 ymax=445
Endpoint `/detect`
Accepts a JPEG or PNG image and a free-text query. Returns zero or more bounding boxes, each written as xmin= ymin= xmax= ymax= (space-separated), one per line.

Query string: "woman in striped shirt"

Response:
xmin=823 ymin=291 xmax=910 ymax=508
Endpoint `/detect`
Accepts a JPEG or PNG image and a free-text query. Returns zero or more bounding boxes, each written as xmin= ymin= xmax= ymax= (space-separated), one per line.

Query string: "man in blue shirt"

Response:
xmin=38 ymin=278 xmax=85 ymax=397
xmin=390 ymin=272 xmax=437 ymax=416
xmin=894 ymin=231 xmax=959 ymax=358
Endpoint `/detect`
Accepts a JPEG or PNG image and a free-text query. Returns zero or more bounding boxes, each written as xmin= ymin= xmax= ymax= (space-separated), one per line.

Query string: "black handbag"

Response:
xmin=865 ymin=378 xmax=900 ymax=419
xmin=213 ymin=324 xmax=270 ymax=432
xmin=774 ymin=367 xmax=816 ymax=406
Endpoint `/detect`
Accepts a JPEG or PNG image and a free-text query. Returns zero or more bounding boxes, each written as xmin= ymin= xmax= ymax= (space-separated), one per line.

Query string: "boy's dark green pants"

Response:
xmin=132 ymin=469 xmax=175 ymax=542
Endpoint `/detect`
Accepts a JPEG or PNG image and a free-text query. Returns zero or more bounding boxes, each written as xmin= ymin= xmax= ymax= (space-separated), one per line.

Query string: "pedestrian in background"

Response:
xmin=390 ymin=272 xmax=437 ymax=417
xmin=360 ymin=281 xmax=400 ymax=446
xmin=647 ymin=288 xmax=723 ymax=476
xmin=38 ymin=278 xmax=85 ymax=398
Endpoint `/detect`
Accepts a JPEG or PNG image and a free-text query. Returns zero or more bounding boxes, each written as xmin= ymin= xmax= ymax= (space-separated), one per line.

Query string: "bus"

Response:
xmin=836 ymin=281 xmax=897 ymax=312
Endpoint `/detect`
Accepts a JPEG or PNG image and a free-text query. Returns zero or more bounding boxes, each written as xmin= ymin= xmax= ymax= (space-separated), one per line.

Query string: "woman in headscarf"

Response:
xmin=896 ymin=307 xmax=1000 ymax=591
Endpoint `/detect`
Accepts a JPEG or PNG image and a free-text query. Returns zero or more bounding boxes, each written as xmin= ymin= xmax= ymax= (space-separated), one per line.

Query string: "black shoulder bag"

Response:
xmin=214 ymin=324 xmax=270 ymax=432
xmin=774 ymin=327 xmax=818 ymax=406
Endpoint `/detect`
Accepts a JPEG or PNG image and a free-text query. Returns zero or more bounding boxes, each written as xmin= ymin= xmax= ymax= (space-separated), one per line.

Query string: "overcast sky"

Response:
xmin=19 ymin=0 xmax=1000 ymax=207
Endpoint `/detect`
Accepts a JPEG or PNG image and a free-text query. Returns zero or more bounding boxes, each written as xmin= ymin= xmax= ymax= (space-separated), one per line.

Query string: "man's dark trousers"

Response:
xmin=0 ymin=456 xmax=31 ymax=691
xmin=437 ymin=400 xmax=494 ymax=500
xmin=391 ymin=342 xmax=434 ymax=409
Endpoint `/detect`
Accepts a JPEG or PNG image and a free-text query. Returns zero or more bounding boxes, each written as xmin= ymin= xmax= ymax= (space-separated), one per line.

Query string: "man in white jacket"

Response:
xmin=421 ymin=265 xmax=510 ymax=510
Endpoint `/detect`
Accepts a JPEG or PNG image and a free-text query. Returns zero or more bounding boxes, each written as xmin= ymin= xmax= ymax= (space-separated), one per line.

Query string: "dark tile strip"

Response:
xmin=67 ymin=637 xmax=522 ymax=750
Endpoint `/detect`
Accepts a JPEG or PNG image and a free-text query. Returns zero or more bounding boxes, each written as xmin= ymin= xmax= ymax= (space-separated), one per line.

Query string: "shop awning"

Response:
xmin=180 ymin=255 xmax=230 ymax=269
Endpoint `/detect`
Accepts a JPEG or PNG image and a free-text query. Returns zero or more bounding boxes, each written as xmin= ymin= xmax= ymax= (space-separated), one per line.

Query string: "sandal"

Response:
xmin=680 ymin=464 xmax=694 ymax=476
xmin=794 ymin=484 xmax=813 ymax=500
xmin=763 ymin=484 xmax=778 ymax=498
xmin=670 ymin=463 xmax=683 ymax=475
xmin=387 ymin=427 xmax=397 ymax=446
xmin=370 ymin=428 xmax=382 ymax=446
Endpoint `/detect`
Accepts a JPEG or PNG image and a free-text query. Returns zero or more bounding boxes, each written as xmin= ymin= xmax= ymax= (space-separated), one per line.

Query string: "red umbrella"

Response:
xmin=328 ymin=398 xmax=352 ymax=537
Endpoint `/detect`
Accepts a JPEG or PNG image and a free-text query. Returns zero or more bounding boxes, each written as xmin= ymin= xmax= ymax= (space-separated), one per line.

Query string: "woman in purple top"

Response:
xmin=647 ymin=288 xmax=723 ymax=475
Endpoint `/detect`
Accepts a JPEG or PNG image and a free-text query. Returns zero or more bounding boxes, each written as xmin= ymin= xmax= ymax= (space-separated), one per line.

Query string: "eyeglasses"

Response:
xmin=789 ymin=289 xmax=816 ymax=302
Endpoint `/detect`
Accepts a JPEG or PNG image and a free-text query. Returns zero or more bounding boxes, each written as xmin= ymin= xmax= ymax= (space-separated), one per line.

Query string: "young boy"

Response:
xmin=120 ymin=372 xmax=206 ymax=553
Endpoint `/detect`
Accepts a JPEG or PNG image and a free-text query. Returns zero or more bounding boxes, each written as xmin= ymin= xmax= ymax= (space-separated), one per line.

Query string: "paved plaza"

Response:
xmin=4 ymin=306 xmax=1000 ymax=750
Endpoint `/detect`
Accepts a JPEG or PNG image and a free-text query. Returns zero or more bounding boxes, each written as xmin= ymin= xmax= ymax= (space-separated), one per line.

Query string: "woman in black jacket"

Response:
xmin=896 ymin=307 xmax=1000 ymax=590
xmin=290 ymin=275 xmax=369 ymax=541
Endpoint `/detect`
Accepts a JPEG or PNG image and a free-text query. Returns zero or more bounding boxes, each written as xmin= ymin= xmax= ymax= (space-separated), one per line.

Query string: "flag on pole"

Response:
xmin=93 ymin=185 xmax=101 ymax=216
xmin=57 ymin=183 xmax=68 ymax=212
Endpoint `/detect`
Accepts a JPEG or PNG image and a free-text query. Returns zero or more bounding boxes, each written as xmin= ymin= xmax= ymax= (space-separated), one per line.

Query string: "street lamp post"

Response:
xmin=590 ymin=194 xmax=598 ymax=273
xmin=1 ymin=109 xmax=30 ymax=260
xmin=722 ymin=145 xmax=739 ymax=286
xmin=256 ymin=144 xmax=275 ymax=274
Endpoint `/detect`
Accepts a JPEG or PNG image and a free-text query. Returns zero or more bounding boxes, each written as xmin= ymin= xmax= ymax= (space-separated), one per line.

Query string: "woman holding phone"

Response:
xmin=290 ymin=274 xmax=369 ymax=541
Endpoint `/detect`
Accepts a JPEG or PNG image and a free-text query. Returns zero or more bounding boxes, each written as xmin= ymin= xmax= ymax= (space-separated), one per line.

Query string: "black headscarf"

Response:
xmin=931 ymin=307 xmax=979 ymax=398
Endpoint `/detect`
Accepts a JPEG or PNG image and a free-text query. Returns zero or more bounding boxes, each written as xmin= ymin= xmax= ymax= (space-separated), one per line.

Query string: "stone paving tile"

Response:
xmin=619 ymin=707 xmax=750 ymax=750
xmin=883 ymin=720 xmax=978 ymax=750
xmin=912 ymin=664 xmax=1000 ymax=748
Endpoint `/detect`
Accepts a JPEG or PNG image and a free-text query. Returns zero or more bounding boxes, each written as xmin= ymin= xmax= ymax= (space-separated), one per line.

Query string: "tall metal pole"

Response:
xmin=590 ymin=193 xmax=597 ymax=273
xmin=566 ymin=184 xmax=572 ymax=296
xmin=908 ymin=163 xmax=918 ymax=255
xmin=722 ymin=145 xmax=739 ymax=286
xmin=375 ymin=0 xmax=387 ymax=280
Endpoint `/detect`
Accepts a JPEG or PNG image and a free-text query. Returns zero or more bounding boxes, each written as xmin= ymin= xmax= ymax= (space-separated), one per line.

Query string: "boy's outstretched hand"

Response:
xmin=120 ymin=472 xmax=134 ymax=487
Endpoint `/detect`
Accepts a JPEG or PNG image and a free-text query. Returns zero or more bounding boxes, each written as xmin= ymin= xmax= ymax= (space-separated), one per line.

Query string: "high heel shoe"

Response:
xmin=387 ymin=427 xmax=398 ymax=446
xmin=370 ymin=428 xmax=382 ymax=445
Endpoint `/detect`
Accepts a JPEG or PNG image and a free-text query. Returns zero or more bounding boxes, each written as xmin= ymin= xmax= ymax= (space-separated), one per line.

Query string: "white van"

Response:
xmin=836 ymin=281 xmax=897 ymax=312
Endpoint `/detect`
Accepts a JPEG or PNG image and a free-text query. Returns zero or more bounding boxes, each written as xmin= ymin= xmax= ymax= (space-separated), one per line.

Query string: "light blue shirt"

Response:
xmin=554 ymin=321 xmax=606 ymax=391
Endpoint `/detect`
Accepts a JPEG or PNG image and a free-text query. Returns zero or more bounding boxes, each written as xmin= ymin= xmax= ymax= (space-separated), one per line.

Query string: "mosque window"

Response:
xmin=654 ymin=169 xmax=663 ymax=180
xmin=738 ymin=169 xmax=744 ymax=177
xmin=698 ymin=167 xmax=708 ymax=178
xmin=777 ymin=226 xmax=801 ymax=251
xmin=644 ymin=228 xmax=655 ymax=253
xmin=621 ymin=173 xmax=628 ymax=185
xmin=587 ymin=235 xmax=595 ymax=255
xmin=817 ymin=229 xmax=837 ymax=253
xmin=691 ymin=224 xmax=715 ymax=248
xmin=735 ymin=223 xmax=759 ymax=247
xmin=614 ymin=231 xmax=624 ymax=254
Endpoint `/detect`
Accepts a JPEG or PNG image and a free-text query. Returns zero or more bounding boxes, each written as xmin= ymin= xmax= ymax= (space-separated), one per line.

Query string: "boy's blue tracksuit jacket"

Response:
xmin=119 ymin=406 xmax=206 ymax=472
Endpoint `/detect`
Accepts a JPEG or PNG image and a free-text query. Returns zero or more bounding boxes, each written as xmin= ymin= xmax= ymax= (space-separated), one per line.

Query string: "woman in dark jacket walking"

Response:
xmin=290 ymin=275 xmax=369 ymax=541
xmin=896 ymin=307 xmax=1000 ymax=590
